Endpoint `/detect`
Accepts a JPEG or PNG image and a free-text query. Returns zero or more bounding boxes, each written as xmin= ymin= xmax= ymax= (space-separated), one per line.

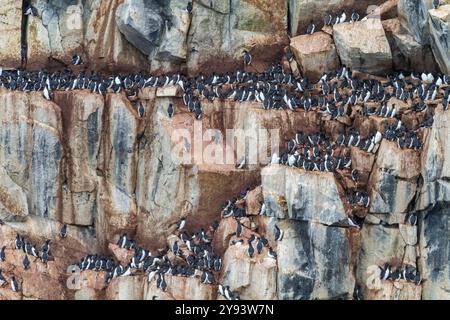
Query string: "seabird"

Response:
xmin=41 ymin=251 xmax=49 ymax=264
xmin=117 ymin=233 xmax=128 ymax=248
xmin=167 ymin=103 xmax=174 ymax=118
xmin=186 ymin=1 xmax=193 ymax=13
xmin=15 ymin=234 xmax=23 ymax=250
xmin=306 ymin=20 xmax=315 ymax=34
xmin=235 ymin=157 xmax=246 ymax=169
xmin=0 ymin=270 xmax=6 ymax=286
xmin=11 ymin=276 xmax=18 ymax=292
xmin=23 ymin=255 xmax=30 ymax=270
xmin=24 ymin=4 xmax=38 ymax=16
xmin=268 ymin=247 xmax=277 ymax=259
xmin=0 ymin=246 xmax=5 ymax=262
xmin=236 ymin=220 xmax=242 ymax=237
xmin=43 ymin=85 xmax=52 ymax=101
xmin=71 ymin=54 xmax=83 ymax=66
xmin=59 ymin=224 xmax=68 ymax=239
xmin=274 ymin=225 xmax=283 ymax=241
xmin=256 ymin=238 xmax=263 ymax=254
xmin=433 ymin=0 xmax=440 ymax=9
xmin=350 ymin=11 xmax=359 ymax=22
xmin=136 ymin=102 xmax=145 ymax=118
xmin=380 ymin=263 xmax=391 ymax=280
xmin=247 ymin=240 xmax=254 ymax=258
xmin=243 ymin=50 xmax=252 ymax=66
xmin=177 ymin=217 xmax=186 ymax=231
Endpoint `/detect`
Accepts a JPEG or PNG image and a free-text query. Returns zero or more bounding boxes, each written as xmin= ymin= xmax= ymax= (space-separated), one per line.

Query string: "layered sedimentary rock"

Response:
xmin=1 ymin=0 xmax=450 ymax=302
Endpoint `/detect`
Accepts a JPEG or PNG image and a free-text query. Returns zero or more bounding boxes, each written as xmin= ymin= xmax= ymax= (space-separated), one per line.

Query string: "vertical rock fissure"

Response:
xmin=286 ymin=0 xmax=292 ymax=37
xmin=20 ymin=0 xmax=29 ymax=68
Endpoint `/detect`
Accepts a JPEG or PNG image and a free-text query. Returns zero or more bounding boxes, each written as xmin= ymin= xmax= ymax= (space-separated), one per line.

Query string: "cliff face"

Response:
xmin=1 ymin=0 xmax=450 ymax=300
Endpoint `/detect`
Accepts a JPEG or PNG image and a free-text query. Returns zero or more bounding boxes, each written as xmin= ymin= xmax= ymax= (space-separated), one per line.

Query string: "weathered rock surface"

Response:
xmin=277 ymin=220 xmax=354 ymax=299
xmin=290 ymin=32 xmax=340 ymax=81
xmin=288 ymin=0 xmax=388 ymax=36
xmin=262 ymin=165 xmax=346 ymax=225
xmin=369 ymin=140 xmax=420 ymax=215
xmin=397 ymin=0 xmax=432 ymax=45
xmin=383 ymin=18 xmax=438 ymax=72
xmin=418 ymin=107 xmax=450 ymax=210
xmin=428 ymin=5 xmax=450 ymax=74
xmin=333 ymin=18 xmax=393 ymax=75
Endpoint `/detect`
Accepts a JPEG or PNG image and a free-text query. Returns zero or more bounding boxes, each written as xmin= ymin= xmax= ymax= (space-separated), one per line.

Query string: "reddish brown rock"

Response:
xmin=290 ymin=32 xmax=340 ymax=81
xmin=108 ymin=244 xmax=135 ymax=265
xmin=246 ymin=186 xmax=263 ymax=216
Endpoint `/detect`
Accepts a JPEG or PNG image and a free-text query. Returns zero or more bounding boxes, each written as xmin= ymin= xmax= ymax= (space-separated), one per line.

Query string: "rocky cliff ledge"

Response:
xmin=1 ymin=0 xmax=450 ymax=300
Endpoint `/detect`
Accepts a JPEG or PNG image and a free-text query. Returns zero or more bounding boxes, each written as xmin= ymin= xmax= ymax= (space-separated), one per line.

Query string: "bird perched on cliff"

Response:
xmin=405 ymin=212 xmax=418 ymax=226
xmin=167 ymin=103 xmax=174 ymax=118
xmin=274 ymin=225 xmax=283 ymax=241
xmin=324 ymin=14 xmax=333 ymax=26
xmin=22 ymin=255 xmax=30 ymax=270
xmin=379 ymin=263 xmax=391 ymax=280
xmin=286 ymin=48 xmax=294 ymax=63
xmin=15 ymin=234 xmax=23 ymax=250
xmin=268 ymin=247 xmax=277 ymax=259
xmin=350 ymin=11 xmax=360 ymax=22
xmin=43 ymin=85 xmax=53 ymax=101
xmin=24 ymin=4 xmax=38 ymax=16
xmin=59 ymin=224 xmax=68 ymax=239
xmin=247 ymin=238 xmax=255 ymax=258
xmin=11 ymin=276 xmax=18 ymax=292
xmin=41 ymin=251 xmax=49 ymax=264
xmin=0 ymin=270 xmax=6 ymax=286
xmin=243 ymin=50 xmax=252 ymax=66
xmin=0 ymin=246 xmax=5 ymax=262
xmin=235 ymin=157 xmax=246 ymax=170
xmin=433 ymin=0 xmax=441 ymax=9
xmin=186 ymin=1 xmax=193 ymax=13
xmin=306 ymin=20 xmax=315 ymax=34
xmin=176 ymin=217 xmax=186 ymax=231
xmin=136 ymin=102 xmax=145 ymax=118
xmin=42 ymin=240 xmax=50 ymax=254
xmin=235 ymin=220 xmax=243 ymax=237
xmin=71 ymin=54 xmax=83 ymax=66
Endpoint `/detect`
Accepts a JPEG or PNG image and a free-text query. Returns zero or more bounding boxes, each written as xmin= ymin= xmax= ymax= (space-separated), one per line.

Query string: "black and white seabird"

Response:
xmin=59 ymin=224 xmax=68 ymax=239
xmin=380 ymin=263 xmax=391 ymax=280
xmin=243 ymin=50 xmax=252 ymax=66
xmin=186 ymin=1 xmax=193 ymax=13
xmin=117 ymin=233 xmax=128 ymax=248
xmin=350 ymin=11 xmax=360 ymax=22
xmin=306 ymin=20 xmax=315 ymax=34
xmin=167 ymin=103 xmax=174 ymax=118
xmin=247 ymin=239 xmax=254 ymax=258
xmin=138 ymin=102 xmax=145 ymax=118
xmin=0 ymin=270 xmax=6 ymax=286
xmin=274 ymin=225 xmax=283 ymax=241
xmin=177 ymin=217 xmax=186 ymax=231
xmin=0 ymin=246 xmax=5 ymax=262
xmin=71 ymin=54 xmax=83 ymax=66
xmin=11 ymin=276 xmax=18 ymax=292
xmin=268 ymin=247 xmax=277 ymax=259
xmin=15 ymin=234 xmax=23 ymax=250
xmin=24 ymin=4 xmax=38 ymax=16
xmin=433 ymin=0 xmax=441 ymax=9
xmin=43 ymin=85 xmax=52 ymax=101
xmin=23 ymin=255 xmax=30 ymax=270
xmin=235 ymin=157 xmax=246 ymax=169
xmin=236 ymin=221 xmax=243 ymax=237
